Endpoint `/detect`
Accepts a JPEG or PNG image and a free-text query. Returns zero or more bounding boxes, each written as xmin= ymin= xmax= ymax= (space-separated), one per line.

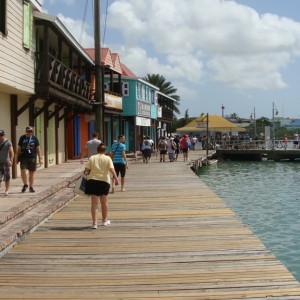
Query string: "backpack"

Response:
xmin=185 ymin=140 xmax=191 ymax=149
xmin=159 ymin=140 xmax=167 ymax=150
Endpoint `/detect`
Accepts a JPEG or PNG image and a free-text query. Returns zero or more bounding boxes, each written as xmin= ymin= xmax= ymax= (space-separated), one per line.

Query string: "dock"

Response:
xmin=1 ymin=151 xmax=300 ymax=299
xmin=216 ymin=149 xmax=300 ymax=161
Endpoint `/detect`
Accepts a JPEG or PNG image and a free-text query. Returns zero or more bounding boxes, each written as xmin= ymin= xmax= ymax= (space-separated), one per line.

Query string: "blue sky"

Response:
xmin=40 ymin=0 xmax=300 ymax=120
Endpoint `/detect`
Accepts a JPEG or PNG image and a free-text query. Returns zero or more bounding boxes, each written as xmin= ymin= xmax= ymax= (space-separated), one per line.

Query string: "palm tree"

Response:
xmin=226 ymin=113 xmax=240 ymax=120
xmin=142 ymin=74 xmax=180 ymax=114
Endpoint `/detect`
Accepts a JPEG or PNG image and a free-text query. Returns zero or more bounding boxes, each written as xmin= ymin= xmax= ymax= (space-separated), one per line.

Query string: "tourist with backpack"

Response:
xmin=180 ymin=134 xmax=191 ymax=162
xmin=158 ymin=136 xmax=168 ymax=162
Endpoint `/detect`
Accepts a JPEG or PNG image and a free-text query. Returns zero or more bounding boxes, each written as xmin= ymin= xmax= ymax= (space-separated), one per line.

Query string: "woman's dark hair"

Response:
xmin=97 ymin=143 xmax=107 ymax=153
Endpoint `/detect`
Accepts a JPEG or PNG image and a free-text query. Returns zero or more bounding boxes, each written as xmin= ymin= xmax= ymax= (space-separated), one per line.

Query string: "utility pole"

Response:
xmin=94 ymin=0 xmax=104 ymax=140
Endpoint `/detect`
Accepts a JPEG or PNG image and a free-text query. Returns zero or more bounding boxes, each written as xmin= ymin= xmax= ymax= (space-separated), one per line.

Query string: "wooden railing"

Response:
xmin=36 ymin=54 xmax=91 ymax=101
xmin=161 ymin=107 xmax=173 ymax=120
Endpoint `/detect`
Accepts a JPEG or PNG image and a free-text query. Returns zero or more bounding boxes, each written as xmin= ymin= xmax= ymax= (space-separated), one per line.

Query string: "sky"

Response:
xmin=39 ymin=0 xmax=300 ymax=120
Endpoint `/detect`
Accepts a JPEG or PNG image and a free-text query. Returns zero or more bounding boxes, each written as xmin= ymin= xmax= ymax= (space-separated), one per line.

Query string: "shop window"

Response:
xmin=122 ymin=82 xmax=129 ymax=96
xmin=0 ymin=0 xmax=7 ymax=35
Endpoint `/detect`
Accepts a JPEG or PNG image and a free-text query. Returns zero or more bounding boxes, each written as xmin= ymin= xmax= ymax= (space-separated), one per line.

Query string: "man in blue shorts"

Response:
xmin=109 ymin=135 xmax=128 ymax=192
xmin=16 ymin=126 xmax=42 ymax=193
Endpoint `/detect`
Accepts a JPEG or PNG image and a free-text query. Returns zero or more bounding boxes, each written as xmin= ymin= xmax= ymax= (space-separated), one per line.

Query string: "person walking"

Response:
xmin=80 ymin=132 xmax=101 ymax=164
xmin=180 ymin=134 xmax=191 ymax=162
xmin=173 ymin=135 xmax=180 ymax=161
xmin=0 ymin=130 xmax=14 ymax=196
xmin=109 ymin=135 xmax=128 ymax=192
xmin=143 ymin=136 xmax=153 ymax=163
xmin=16 ymin=126 xmax=42 ymax=193
xmin=158 ymin=136 xmax=168 ymax=162
xmin=85 ymin=144 xmax=119 ymax=229
xmin=167 ymin=137 xmax=176 ymax=162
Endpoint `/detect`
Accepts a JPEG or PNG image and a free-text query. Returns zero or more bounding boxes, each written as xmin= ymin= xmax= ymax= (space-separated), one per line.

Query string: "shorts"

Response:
xmin=160 ymin=150 xmax=167 ymax=155
xmin=20 ymin=157 xmax=37 ymax=172
xmin=114 ymin=163 xmax=126 ymax=178
xmin=85 ymin=179 xmax=110 ymax=196
xmin=0 ymin=163 xmax=11 ymax=182
xmin=143 ymin=148 xmax=152 ymax=158
xmin=182 ymin=148 xmax=188 ymax=153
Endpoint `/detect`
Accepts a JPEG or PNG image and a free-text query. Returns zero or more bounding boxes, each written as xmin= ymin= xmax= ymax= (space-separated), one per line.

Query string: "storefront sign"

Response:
xmin=136 ymin=116 xmax=151 ymax=127
xmin=104 ymin=93 xmax=122 ymax=110
xmin=137 ymin=101 xmax=151 ymax=117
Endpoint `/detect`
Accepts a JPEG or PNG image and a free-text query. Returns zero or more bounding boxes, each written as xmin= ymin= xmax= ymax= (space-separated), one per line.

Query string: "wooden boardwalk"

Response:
xmin=1 ymin=152 xmax=300 ymax=299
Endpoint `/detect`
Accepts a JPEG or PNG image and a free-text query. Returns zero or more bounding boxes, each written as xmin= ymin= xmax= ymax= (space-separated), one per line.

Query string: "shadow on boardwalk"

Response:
xmin=1 ymin=152 xmax=300 ymax=299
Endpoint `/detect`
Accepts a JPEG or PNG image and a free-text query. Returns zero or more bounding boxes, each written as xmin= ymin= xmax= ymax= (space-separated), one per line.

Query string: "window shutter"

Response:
xmin=23 ymin=1 xmax=32 ymax=49
xmin=0 ymin=0 xmax=7 ymax=35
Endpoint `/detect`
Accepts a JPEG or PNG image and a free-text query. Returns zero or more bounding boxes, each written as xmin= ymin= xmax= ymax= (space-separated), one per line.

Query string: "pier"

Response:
xmin=1 ymin=152 xmax=300 ymax=299
xmin=215 ymin=149 xmax=300 ymax=161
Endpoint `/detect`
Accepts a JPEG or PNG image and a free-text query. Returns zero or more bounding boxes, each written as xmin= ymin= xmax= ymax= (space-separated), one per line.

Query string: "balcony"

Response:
xmin=160 ymin=107 xmax=173 ymax=121
xmin=35 ymin=54 xmax=92 ymax=109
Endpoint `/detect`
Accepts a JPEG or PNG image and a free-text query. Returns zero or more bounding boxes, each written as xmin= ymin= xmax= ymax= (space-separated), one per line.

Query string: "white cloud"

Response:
xmin=107 ymin=0 xmax=300 ymax=91
xmin=57 ymin=14 xmax=94 ymax=47
xmin=43 ymin=0 xmax=300 ymax=117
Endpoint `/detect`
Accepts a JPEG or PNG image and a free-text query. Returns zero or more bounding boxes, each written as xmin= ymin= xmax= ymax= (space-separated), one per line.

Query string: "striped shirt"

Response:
xmin=111 ymin=142 xmax=126 ymax=164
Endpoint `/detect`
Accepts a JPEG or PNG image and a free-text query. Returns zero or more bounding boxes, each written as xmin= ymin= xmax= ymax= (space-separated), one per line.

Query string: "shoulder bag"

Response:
xmin=74 ymin=174 xmax=88 ymax=197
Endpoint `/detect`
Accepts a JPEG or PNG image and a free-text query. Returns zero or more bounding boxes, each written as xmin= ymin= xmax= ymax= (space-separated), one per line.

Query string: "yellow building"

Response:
xmin=177 ymin=114 xmax=245 ymax=137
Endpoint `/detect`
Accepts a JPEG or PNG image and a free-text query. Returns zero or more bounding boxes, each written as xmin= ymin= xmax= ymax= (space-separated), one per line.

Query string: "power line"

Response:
xmin=102 ymin=0 xmax=109 ymax=45
xmin=79 ymin=0 xmax=89 ymax=45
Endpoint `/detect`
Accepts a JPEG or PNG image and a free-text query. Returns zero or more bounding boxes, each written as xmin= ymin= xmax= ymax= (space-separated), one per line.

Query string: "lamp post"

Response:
xmin=196 ymin=113 xmax=209 ymax=160
xmin=250 ymin=107 xmax=256 ymax=137
xmin=206 ymin=113 xmax=209 ymax=159
xmin=221 ymin=105 xmax=225 ymax=118
xmin=272 ymin=102 xmax=278 ymax=149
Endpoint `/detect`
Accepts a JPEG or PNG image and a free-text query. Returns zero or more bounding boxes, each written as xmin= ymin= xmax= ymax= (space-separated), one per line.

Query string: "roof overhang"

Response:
xmin=157 ymin=91 xmax=177 ymax=102
xmin=33 ymin=11 xmax=95 ymax=65
xmin=30 ymin=0 xmax=42 ymax=11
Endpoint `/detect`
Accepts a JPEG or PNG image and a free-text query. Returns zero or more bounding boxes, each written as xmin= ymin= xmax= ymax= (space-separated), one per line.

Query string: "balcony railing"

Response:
xmin=210 ymin=139 xmax=297 ymax=150
xmin=36 ymin=54 xmax=91 ymax=101
xmin=160 ymin=107 xmax=173 ymax=120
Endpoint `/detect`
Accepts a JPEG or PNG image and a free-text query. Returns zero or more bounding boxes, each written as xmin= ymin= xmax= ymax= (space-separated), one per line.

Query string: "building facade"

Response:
xmin=0 ymin=0 xmax=42 ymax=177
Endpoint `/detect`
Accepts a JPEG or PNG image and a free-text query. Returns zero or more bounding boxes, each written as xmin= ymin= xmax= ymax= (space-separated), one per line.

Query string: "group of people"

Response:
xmin=149 ymin=134 xmax=192 ymax=163
xmin=139 ymin=134 xmax=193 ymax=163
xmin=0 ymin=127 xmax=42 ymax=196
xmin=80 ymin=133 xmax=128 ymax=229
xmin=157 ymin=134 xmax=192 ymax=162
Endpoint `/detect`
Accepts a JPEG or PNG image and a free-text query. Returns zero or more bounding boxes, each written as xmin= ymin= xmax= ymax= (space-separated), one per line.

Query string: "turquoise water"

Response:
xmin=197 ymin=161 xmax=300 ymax=281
